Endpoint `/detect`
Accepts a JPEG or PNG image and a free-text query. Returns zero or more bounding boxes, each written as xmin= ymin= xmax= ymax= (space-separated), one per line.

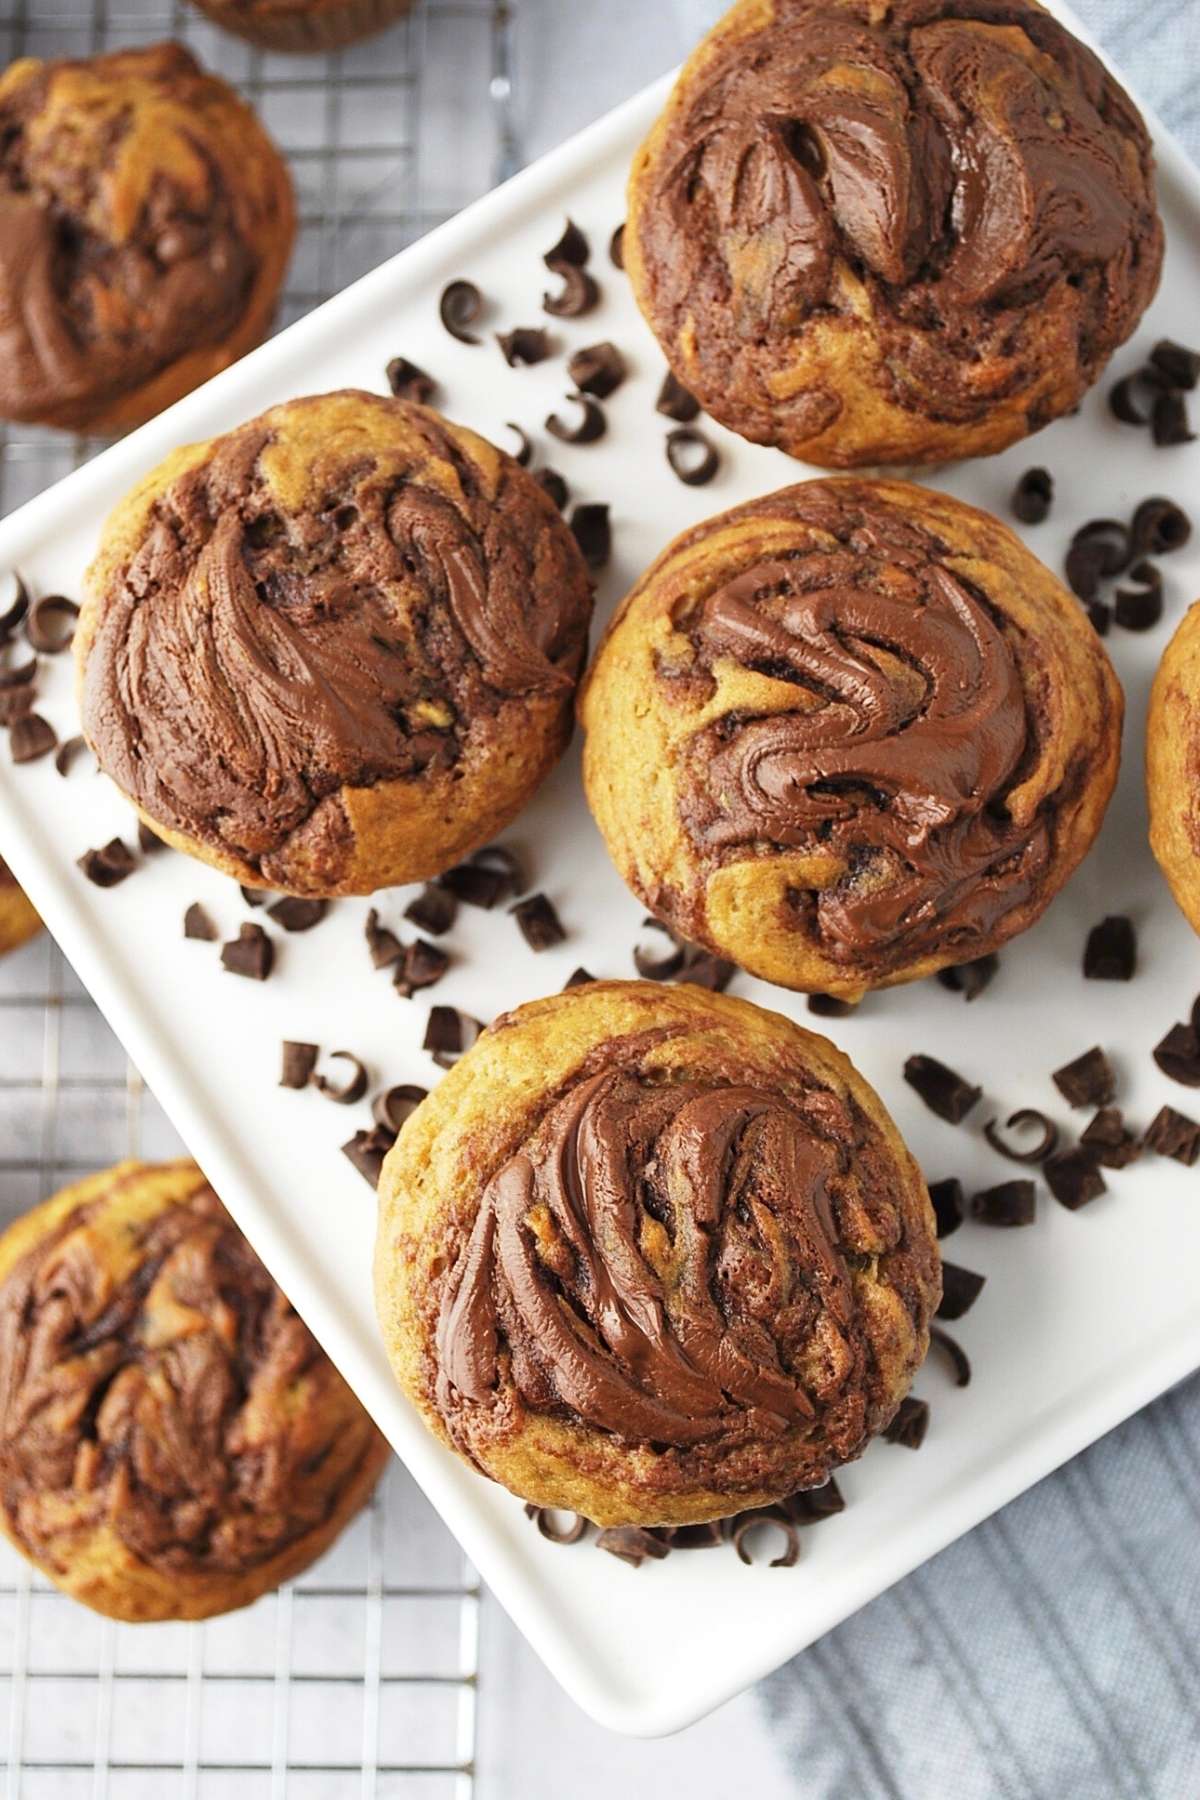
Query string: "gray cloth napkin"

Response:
xmin=663 ymin=2 xmax=1200 ymax=1795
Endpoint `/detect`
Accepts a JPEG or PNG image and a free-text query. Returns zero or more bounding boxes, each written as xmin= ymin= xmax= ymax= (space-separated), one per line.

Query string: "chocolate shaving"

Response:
xmin=1044 ymin=1146 xmax=1106 ymax=1211
xmin=971 ymin=1179 xmax=1037 ymax=1227
xmin=1083 ymin=915 xmax=1135 ymax=981
xmin=534 ymin=468 xmax=568 ymax=510
xmin=404 ymin=884 xmax=458 ymax=936
xmin=937 ymin=1263 xmax=986 ymax=1322
xmin=569 ymin=503 xmax=611 ymax=569
xmin=656 ymin=371 xmax=700 ymax=423
xmin=220 ymin=922 xmax=273 ymax=980
xmin=9 ymin=713 xmax=56 ymax=763
xmin=439 ymin=279 xmax=484 ymax=344
xmin=983 ymin=1108 xmax=1059 ymax=1164
xmin=1131 ymin=496 xmax=1191 ymax=556
xmin=595 ymin=1526 xmax=670 ymax=1568
xmin=240 ymin=886 xmax=270 ymax=909
xmin=1080 ymin=1107 xmax=1142 ymax=1169
xmin=666 ymin=427 xmax=719 ymax=487
xmin=280 ymin=1041 xmax=319 ymax=1090
xmin=929 ymin=1325 xmax=971 ymax=1387
xmin=496 ymin=326 xmax=551 ymax=367
xmin=0 ymin=572 xmax=29 ymax=641
xmin=543 ymin=262 xmax=599 ymax=318
xmin=935 ymin=953 xmax=998 ymax=1001
xmin=316 ymin=1050 xmax=369 ymax=1106
xmin=267 ymin=897 xmax=328 ymax=933
xmin=77 ymin=838 xmax=136 ymax=888
xmin=608 ymin=223 xmax=625 ymax=270
xmin=928 ymin=1177 xmax=965 ymax=1238
xmin=1152 ymin=389 xmax=1194 ymax=446
xmin=1052 ymin=1045 xmax=1115 ymax=1109
xmin=341 ymin=1127 xmax=395 ymax=1188
xmin=545 ymin=393 xmax=606 ymax=444
xmin=1064 ymin=547 xmax=1108 ymax=604
xmin=885 ymin=1396 xmax=930 ymax=1449
xmin=633 ymin=916 xmax=685 ymax=981
xmin=53 ymin=735 xmax=89 ymax=777
xmin=372 ymin=1084 xmax=428 ymax=1134
xmin=1149 ymin=339 xmax=1200 ymax=390
xmin=25 ymin=594 xmax=78 ymax=654
xmin=394 ymin=937 xmax=450 ymax=998
xmin=543 ymin=219 xmax=589 ymax=267
xmin=386 ymin=356 xmax=437 ymax=403
xmin=1109 ymin=373 xmax=1154 ymax=426
xmin=1113 ymin=560 xmax=1163 ymax=630
xmin=1154 ymin=1022 xmax=1200 ymax=1086
xmin=661 ymin=1520 xmax=725 ymax=1550
xmin=504 ymin=422 xmax=533 ymax=467
xmin=0 ymin=656 xmax=36 ymax=691
xmin=807 ymin=993 xmax=858 ymax=1018
xmin=679 ymin=952 xmax=736 ymax=992
xmin=1011 ymin=467 xmax=1053 ymax=525
xmin=1066 ymin=518 xmax=1131 ymax=597
xmin=183 ymin=902 xmax=217 ymax=942
xmin=423 ymin=1005 xmax=483 ymax=1069
xmin=511 ymin=892 xmax=565 ymax=951
xmin=781 ymin=1479 xmax=845 ymax=1525
xmin=903 ymin=1054 xmax=981 ymax=1124
xmin=365 ymin=907 xmax=404 ymax=969
xmin=1087 ymin=600 xmax=1112 ymax=636
xmin=1142 ymin=1105 xmax=1200 ymax=1165
xmin=730 ymin=1512 xmax=799 ymax=1569
xmin=524 ymin=1505 xmax=588 ymax=1546
xmin=0 ymin=684 xmax=32 ymax=726
xmin=563 ymin=967 xmax=595 ymax=989
xmin=567 ymin=341 xmax=626 ymax=399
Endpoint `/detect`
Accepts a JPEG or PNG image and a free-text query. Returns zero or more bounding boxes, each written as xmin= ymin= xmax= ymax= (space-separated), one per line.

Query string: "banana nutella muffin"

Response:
xmin=580 ymin=479 xmax=1123 ymax=999
xmin=76 ymin=391 xmax=594 ymax=897
xmin=0 ymin=856 xmax=40 ymax=957
xmin=0 ymin=43 xmax=294 ymax=434
xmin=190 ymin=0 xmax=413 ymax=53
xmin=1148 ymin=602 xmax=1200 ymax=935
xmin=0 ymin=1160 xmax=390 ymax=1622
xmin=625 ymin=0 xmax=1163 ymax=468
xmin=375 ymin=981 xmax=939 ymax=1527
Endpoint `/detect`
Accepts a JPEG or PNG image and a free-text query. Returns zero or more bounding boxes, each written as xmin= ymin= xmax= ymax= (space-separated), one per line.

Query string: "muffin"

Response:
xmin=190 ymin=0 xmax=412 ymax=53
xmin=1148 ymin=602 xmax=1200 ymax=934
xmin=375 ymin=980 xmax=939 ymax=1527
xmin=0 ymin=43 xmax=294 ymax=434
xmin=625 ymin=0 xmax=1163 ymax=468
xmin=0 ymin=857 xmax=40 ymax=956
xmin=75 ymin=390 xmax=594 ymax=897
xmin=580 ymin=478 xmax=1123 ymax=999
xmin=0 ymin=1160 xmax=390 ymax=1621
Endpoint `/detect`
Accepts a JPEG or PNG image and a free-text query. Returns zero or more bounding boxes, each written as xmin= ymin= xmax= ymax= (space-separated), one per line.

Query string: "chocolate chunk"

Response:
xmin=807 ymin=993 xmax=858 ymax=1018
xmin=525 ymin=1505 xmax=588 ymax=1546
xmin=903 ymin=1054 xmax=981 ymax=1124
xmin=53 ymin=735 xmax=89 ymax=777
xmin=634 ymin=917 xmax=686 ymax=981
xmin=1153 ymin=389 xmax=1194 ymax=446
xmin=136 ymin=821 xmax=166 ymax=855
xmin=220 ymin=922 xmax=274 ymax=980
xmin=666 ymin=427 xmax=719 ymax=487
xmin=609 ymin=223 xmax=625 ymax=270
xmin=1131 ymin=496 xmax=1191 ymax=556
xmin=1084 ymin=915 xmax=1136 ymax=981
xmin=404 ymin=884 xmax=458 ymax=936
xmin=316 ymin=1050 xmax=369 ymax=1105
xmin=240 ymin=886 xmax=270 ymax=909
xmin=365 ymin=907 xmax=404 ymax=970
xmin=730 ymin=1512 xmax=799 ymax=1569
xmin=543 ymin=219 xmax=589 ymax=267
xmin=1087 ymin=599 xmax=1112 ymax=636
xmin=656 ymin=371 xmax=700 ymax=423
xmin=545 ymin=393 xmax=606 ymax=444
xmin=0 ymin=683 xmax=32 ymax=726
xmin=983 ymin=1108 xmax=1059 ymax=1164
xmin=0 ymin=572 xmax=29 ymax=641
xmin=471 ymin=844 xmax=527 ymax=896
xmin=341 ymin=1126 xmax=395 ymax=1188
xmin=267 ymin=897 xmax=328 ymax=933
xmin=780 ymin=1478 xmax=845 ymax=1525
xmin=496 ymin=326 xmax=552 ymax=367
xmin=1044 ymin=1146 xmax=1106 ymax=1211
xmin=1153 ymin=1021 xmax=1200 ymax=1086
xmin=423 ymin=1005 xmax=483 ymax=1069
xmin=543 ymin=261 xmax=600 ymax=318
xmin=77 ymin=837 xmax=136 ymax=888
xmin=1012 ymin=467 xmax=1053 ymax=524
xmin=9 ymin=712 xmax=56 ymax=763
xmin=567 ymin=342 xmax=626 ymax=399
xmin=937 ymin=1263 xmax=986 ymax=1322
xmin=1080 ymin=1107 xmax=1142 ymax=1169
xmin=1109 ymin=372 xmax=1154 ymax=426
xmin=280 ymin=1041 xmax=319 ymax=1090
xmin=661 ymin=1520 xmax=725 ymax=1550
xmin=504 ymin=422 xmax=533 ymax=467
xmin=0 ymin=655 xmax=37 ymax=692
xmin=534 ymin=468 xmax=569 ymax=510
xmin=1149 ymin=339 xmax=1200 ymax=390
xmin=679 ymin=951 xmax=736 ymax=992
xmin=394 ymin=937 xmax=450 ymax=998
xmin=1142 ymin=1105 xmax=1200 ymax=1165
xmin=1114 ymin=560 xmax=1163 ymax=630
xmin=885 ymin=1396 xmax=930 ymax=1449
xmin=439 ymin=862 xmax=506 ymax=910
xmin=386 ymin=356 xmax=437 ymax=403
xmin=25 ymin=594 xmax=78 ymax=654
xmin=439 ymin=279 xmax=484 ymax=344
xmin=929 ymin=1325 xmax=971 ymax=1388
xmin=1052 ymin=1045 xmax=1115 ymax=1109
xmin=511 ymin=891 xmax=566 ymax=951
xmin=183 ymin=901 xmax=217 ymax=941
xmin=372 ymin=1084 xmax=428 ymax=1134
xmin=595 ymin=1525 xmax=670 ymax=1568
xmin=562 ymin=969 xmax=595 ymax=993
xmin=569 ymin=503 xmax=611 ymax=569
xmin=928 ymin=1176 xmax=965 ymax=1238
xmin=936 ymin=953 xmax=998 ymax=1001
xmin=971 ymin=1179 xmax=1037 ymax=1227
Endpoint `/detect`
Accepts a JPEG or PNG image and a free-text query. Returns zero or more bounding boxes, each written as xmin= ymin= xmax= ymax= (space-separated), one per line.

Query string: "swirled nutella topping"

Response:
xmin=669 ymin=484 xmax=1053 ymax=968
xmin=435 ymin=1065 xmax=867 ymax=1452
xmin=634 ymin=0 xmax=1161 ymax=429
xmin=0 ymin=1170 xmax=379 ymax=1578
xmin=0 ymin=44 xmax=285 ymax=426
xmin=80 ymin=394 xmax=591 ymax=885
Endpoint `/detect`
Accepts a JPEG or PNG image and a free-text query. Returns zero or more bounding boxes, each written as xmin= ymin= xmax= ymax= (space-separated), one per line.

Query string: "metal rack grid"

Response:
xmin=0 ymin=1 xmax=517 ymax=1790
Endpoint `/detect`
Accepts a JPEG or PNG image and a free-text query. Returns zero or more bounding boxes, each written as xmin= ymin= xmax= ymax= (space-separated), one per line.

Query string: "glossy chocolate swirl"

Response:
xmin=0 ymin=1168 xmax=383 ymax=1584
xmin=435 ymin=1064 xmax=872 ymax=1455
xmin=631 ymin=0 xmax=1161 ymax=448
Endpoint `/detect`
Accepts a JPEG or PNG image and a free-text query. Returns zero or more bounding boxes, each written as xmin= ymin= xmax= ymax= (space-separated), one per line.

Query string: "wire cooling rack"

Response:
xmin=0 ymin=1 xmax=518 ymax=1791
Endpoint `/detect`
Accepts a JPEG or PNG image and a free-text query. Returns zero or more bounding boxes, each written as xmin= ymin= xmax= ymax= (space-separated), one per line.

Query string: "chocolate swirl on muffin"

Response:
xmin=581 ymin=479 xmax=1123 ymax=997
xmin=626 ymin=0 xmax=1163 ymax=466
xmin=0 ymin=43 xmax=294 ymax=433
xmin=0 ymin=1161 xmax=389 ymax=1620
xmin=376 ymin=983 xmax=939 ymax=1525
xmin=77 ymin=391 xmax=593 ymax=896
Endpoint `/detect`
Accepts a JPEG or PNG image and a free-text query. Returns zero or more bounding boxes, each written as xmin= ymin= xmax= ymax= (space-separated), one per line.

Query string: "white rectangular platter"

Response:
xmin=2 ymin=4 xmax=1199 ymax=1737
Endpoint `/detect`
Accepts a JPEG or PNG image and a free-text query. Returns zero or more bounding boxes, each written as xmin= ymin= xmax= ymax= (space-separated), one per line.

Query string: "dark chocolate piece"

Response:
xmin=267 ymin=897 xmax=328 ymax=933
xmin=678 ymin=951 xmax=736 ymax=992
xmin=386 ymin=357 xmax=436 ymax=403
xmin=0 ymin=684 xmax=33 ymax=726
xmin=1153 ymin=1021 xmax=1200 ymax=1086
xmin=563 ymin=966 xmax=595 ymax=989
xmin=928 ymin=1176 xmax=965 ymax=1238
xmin=655 ymin=371 xmax=700 ymax=423
xmin=534 ymin=468 xmax=569 ymax=510
xmin=1087 ymin=600 xmax=1112 ymax=636
xmin=505 ymin=422 xmax=533 ymax=467
xmin=220 ymin=922 xmax=274 ymax=980
xmin=545 ymin=393 xmax=606 ymax=443
xmin=25 ymin=594 xmax=78 ymax=654
xmin=1114 ymin=561 xmax=1163 ymax=631
xmin=569 ymin=502 xmax=611 ymax=569
xmin=983 ymin=1108 xmax=1059 ymax=1164
xmin=1044 ymin=1147 xmax=1106 ymax=1211
xmin=472 ymin=844 xmax=526 ymax=895
xmin=341 ymin=1127 xmax=395 ymax=1188
xmin=1012 ymin=467 xmax=1053 ymax=525
xmin=394 ymin=937 xmax=450 ymax=998
xmin=1152 ymin=389 xmax=1194 ymax=446
xmin=971 ymin=1179 xmax=1037 ymax=1227
xmin=365 ymin=907 xmax=404 ymax=970
xmin=1149 ymin=339 xmax=1200 ymax=390
xmin=780 ymin=1479 xmax=845 ymax=1525
xmin=662 ymin=1521 xmax=725 ymax=1549
xmin=0 ymin=572 xmax=29 ymax=641
xmin=404 ymin=885 xmax=457 ymax=937
xmin=9 ymin=712 xmax=56 ymax=763
xmin=1052 ymin=1045 xmax=1115 ymax=1109
xmin=1080 ymin=1107 xmax=1142 ymax=1169
xmin=280 ymin=1041 xmax=319 ymax=1090
xmin=77 ymin=838 xmax=136 ymax=888
xmin=543 ymin=219 xmax=589 ymax=267
xmin=511 ymin=891 xmax=566 ymax=951
xmin=1083 ymin=915 xmax=1136 ymax=981
xmin=1142 ymin=1105 xmax=1200 ymax=1165
xmin=595 ymin=1525 xmax=670 ymax=1568
xmin=1108 ymin=373 xmax=1152 ymax=426
xmin=439 ymin=279 xmax=484 ymax=344
xmin=807 ymin=993 xmax=858 ymax=1018
xmin=53 ymin=736 xmax=88 ymax=777
xmin=496 ymin=326 xmax=552 ymax=367
xmin=1131 ymin=496 xmax=1191 ymax=556
xmin=1064 ymin=543 xmax=1105 ymax=602
xmin=929 ymin=1325 xmax=971 ymax=1387
xmin=903 ymin=1054 xmax=981 ymax=1124
xmin=885 ymin=1396 xmax=930 ymax=1449
xmin=937 ymin=1263 xmax=986 ymax=1322
xmin=423 ymin=1005 xmax=483 ymax=1069
xmin=525 ymin=1505 xmax=587 ymax=1546
xmin=543 ymin=262 xmax=600 ymax=318
xmin=136 ymin=821 xmax=166 ymax=855
xmin=1065 ymin=519 xmax=1130 ymax=597
xmin=240 ymin=886 xmax=270 ymax=909
xmin=730 ymin=1512 xmax=799 ymax=1569
xmin=633 ymin=917 xmax=685 ymax=981
xmin=438 ymin=862 xmax=506 ymax=910
xmin=0 ymin=655 xmax=37 ymax=691
xmin=567 ymin=342 xmax=626 ymax=399
xmin=935 ymin=954 xmax=999 ymax=1001
xmin=372 ymin=1084 xmax=428 ymax=1134
xmin=183 ymin=901 xmax=217 ymax=942
xmin=316 ymin=1050 xmax=369 ymax=1106
xmin=609 ymin=223 xmax=625 ymax=270
xmin=666 ymin=427 xmax=719 ymax=487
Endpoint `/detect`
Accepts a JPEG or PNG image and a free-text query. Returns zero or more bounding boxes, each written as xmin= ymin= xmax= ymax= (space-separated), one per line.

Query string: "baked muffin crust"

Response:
xmin=0 ymin=857 xmax=40 ymax=957
xmin=1148 ymin=602 xmax=1200 ymax=935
